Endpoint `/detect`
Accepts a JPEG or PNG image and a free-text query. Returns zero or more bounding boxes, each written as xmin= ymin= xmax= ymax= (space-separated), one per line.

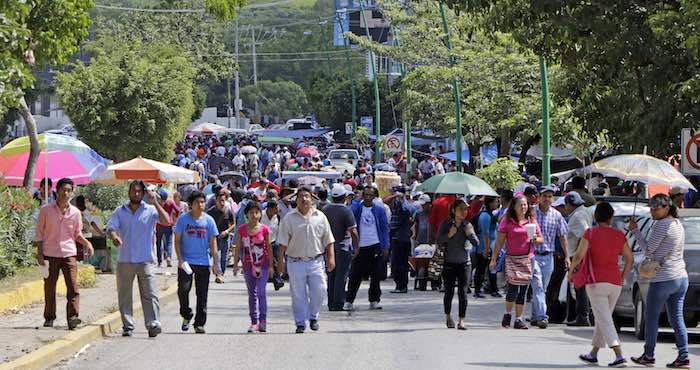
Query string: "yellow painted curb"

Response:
xmin=0 ymin=282 xmax=179 ymax=370
xmin=0 ymin=265 xmax=95 ymax=313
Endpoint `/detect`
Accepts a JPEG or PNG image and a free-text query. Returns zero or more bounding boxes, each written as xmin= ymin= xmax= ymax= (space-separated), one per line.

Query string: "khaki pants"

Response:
xmin=117 ymin=262 xmax=160 ymax=331
xmin=585 ymin=283 xmax=622 ymax=348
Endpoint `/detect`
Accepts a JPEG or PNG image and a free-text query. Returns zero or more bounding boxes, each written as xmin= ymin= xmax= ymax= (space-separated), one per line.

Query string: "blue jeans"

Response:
xmin=644 ymin=277 xmax=689 ymax=360
xmin=531 ymin=254 xmax=554 ymax=321
xmin=216 ymin=238 xmax=229 ymax=275
xmin=287 ymin=257 xmax=327 ymax=327
xmin=155 ymin=227 xmax=173 ymax=265
xmin=327 ymin=247 xmax=352 ymax=310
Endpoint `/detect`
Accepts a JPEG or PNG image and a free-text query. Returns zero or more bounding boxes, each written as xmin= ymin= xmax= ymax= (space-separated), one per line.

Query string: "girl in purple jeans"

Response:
xmin=233 ymin=202 xmax=273 ymax=333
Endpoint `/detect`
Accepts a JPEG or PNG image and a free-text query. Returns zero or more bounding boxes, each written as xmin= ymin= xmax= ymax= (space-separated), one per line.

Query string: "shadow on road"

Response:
xmin=465 ymin=362 xmax=584 ymax=369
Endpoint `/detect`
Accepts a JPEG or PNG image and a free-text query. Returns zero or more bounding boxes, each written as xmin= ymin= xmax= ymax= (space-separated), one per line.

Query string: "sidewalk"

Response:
xmin=0 ymin=266 xmax=177 ymax=364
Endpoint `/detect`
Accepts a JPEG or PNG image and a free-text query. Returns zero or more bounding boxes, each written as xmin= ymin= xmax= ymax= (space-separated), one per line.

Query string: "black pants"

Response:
xmin=473 ymin=253 xmax=496 ymax=294
xmin=546 ymin=255 xmax=567 ymax=323
xmin=178 ymin=265 xmax=210 ymax=327
xmin=346 ymin=245 xmax=384 ymax=303
xmin=442 ymin=262 xmax=469 ymax=318
xmin=506 ymin=283 xmax=528 ymax=305
xmin=567 ymin=284 xmax=592 ymax=323
xmin=390 ymin=240 xmax=411 ymax=290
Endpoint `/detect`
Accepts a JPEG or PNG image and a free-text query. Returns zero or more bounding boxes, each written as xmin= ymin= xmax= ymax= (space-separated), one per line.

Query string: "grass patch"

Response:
xmin=0 ymin=266 xmax=42 ymax=294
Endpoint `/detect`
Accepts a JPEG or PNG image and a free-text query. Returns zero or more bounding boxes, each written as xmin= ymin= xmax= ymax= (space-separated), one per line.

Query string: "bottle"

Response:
xmin=181 ymin=261 xmax=193 ymax=275
xmin=40 ymin=261 xmax=50 ymax=279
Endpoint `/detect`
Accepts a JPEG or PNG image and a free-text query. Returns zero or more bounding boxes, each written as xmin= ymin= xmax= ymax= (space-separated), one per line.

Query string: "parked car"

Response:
xmin=610 ymin=204 xmax=700 ymax=339
xmin=328 ymin=149 xmax=360 ymax=170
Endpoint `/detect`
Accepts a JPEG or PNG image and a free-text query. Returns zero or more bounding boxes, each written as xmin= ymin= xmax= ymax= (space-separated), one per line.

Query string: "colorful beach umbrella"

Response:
xmin=95 ymin=156 xmax=201 ymax=184
xmin=0 ymin=133 xmax=108 ymax=188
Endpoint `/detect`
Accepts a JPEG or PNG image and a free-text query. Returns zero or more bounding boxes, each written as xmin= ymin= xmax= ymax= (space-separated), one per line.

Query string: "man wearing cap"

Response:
xmin=670 ymin=187 xmax=685 ymax=208
xmin=564 ymin=191 xmax=594 ymax=326
xmin=531 ymin=185 xmax=569 ymax=329
xmin=277 ymin=187 xmax=335 ymax=333
xmin=385 ymin=186 xmax=414 ymax=294
xmin=322 ymin=184 xmax=359 ymax=311
xmin=413 ymin=194 xmax=433 ymax=246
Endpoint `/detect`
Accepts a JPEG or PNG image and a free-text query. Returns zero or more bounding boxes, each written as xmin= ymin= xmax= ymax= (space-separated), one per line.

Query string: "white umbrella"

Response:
xmin=584 ymin=154 xmax=696 ymax=190
xmin=240 ymin=145 xmax=257 ymax=154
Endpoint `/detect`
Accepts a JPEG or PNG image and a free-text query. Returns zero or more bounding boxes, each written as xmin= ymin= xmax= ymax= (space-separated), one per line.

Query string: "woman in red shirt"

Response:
xmin=569 ymin=201 xmax=633 ymax=367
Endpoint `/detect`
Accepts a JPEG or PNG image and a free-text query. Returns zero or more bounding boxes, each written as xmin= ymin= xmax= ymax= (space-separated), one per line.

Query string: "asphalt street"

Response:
xmin=56 ymin=274 xmax=699 ymax=370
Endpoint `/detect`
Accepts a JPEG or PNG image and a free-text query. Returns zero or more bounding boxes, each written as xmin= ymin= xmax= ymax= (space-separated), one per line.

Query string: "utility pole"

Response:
xmin=439 ymin=0 xmax=463 ymax=172
xmin=540 ymin=56 xmax=551 ymax=186
xmin=394 ymin=27 xmax=412 ymax=180
xmin=251 ymin=25 xmax=259 ymax=116
xmin=337 ymin=9 xmax=357 ymax=134
xmin=234 ymin=15 xmax=241 ymax=128
xmin=319 ymin=19 xmax=332 ymax=76
xmin=227 ymin=78 xmax=231 ymax=128
xmin=360 ymin=1 xmax=381 ymax=163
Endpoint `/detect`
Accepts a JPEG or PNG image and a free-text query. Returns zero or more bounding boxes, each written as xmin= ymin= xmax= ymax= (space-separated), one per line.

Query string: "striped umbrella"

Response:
xmin=0 ymin=133 xmax=109 ymax=188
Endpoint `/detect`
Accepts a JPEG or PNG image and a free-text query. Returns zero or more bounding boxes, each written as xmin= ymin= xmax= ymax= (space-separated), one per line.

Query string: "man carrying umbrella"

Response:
xmin=35 ymin=178 xmax=94 ymax=330
xmin=107 ymin=180 xmax=171 ymax=338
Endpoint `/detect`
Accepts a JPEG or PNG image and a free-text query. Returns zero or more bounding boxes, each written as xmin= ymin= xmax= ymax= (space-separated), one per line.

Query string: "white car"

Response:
xmin=328 ymin=149 xmax=360 ymax=170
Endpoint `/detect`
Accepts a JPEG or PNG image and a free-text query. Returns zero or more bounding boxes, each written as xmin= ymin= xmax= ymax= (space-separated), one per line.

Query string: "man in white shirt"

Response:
xmin=564 ymin=192 xmax=594 ymax=326
xmin=277 ymin=187 xmax=335 ymax=334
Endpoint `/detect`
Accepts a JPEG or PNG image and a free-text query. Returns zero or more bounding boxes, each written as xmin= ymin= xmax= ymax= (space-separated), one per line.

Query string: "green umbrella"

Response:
xmin=416 ymin=172 xmax=498 ymax=197
xmin=257 ymin=136 xmax=294 ymax=146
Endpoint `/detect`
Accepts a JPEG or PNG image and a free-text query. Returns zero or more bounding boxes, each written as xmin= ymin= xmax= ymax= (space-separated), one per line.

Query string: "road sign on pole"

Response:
xmin=345 ymin=122 xmax=353 ymax=135
xmin=681 ymin=128 xmax=700 ymax=175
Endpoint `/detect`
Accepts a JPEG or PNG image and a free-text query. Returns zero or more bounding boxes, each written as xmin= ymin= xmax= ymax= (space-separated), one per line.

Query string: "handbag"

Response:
xmin=572 ymin=229 xmax=597 ymax=289
xmin=638 ymin=219 xmax=676 ymax=279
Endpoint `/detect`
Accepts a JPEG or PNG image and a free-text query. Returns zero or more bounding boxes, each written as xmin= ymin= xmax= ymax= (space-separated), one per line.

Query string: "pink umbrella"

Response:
xmin=297 ymin=147 xmax=319 ymax=158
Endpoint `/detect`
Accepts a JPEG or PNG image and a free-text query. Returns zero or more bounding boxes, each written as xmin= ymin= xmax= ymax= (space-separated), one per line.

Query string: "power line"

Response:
xmin=94 ymin=0 xmax=294 ymax=13
xmin=238 ymin=56 xmax=366 ymax=62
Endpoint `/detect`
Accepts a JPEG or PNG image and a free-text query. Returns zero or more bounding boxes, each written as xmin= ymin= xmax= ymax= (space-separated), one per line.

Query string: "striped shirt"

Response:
xmin=633 ymin=217 xmax=687 ymax=283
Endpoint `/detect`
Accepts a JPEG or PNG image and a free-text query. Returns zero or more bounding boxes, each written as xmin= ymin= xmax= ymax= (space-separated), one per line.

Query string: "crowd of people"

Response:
xmin=31 ymin=131 xmax=693 ymax=369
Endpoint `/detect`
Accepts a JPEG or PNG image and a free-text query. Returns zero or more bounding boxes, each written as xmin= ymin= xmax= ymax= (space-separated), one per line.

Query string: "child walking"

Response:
xmin=234 ymin=202 xmax=273 ymax=333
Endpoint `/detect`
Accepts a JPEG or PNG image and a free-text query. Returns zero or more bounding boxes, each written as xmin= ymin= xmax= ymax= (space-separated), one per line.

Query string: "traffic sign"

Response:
xmin=360 ymin=116 xmax=373 ymax=131
xmin=681 ymin=128 xmax=700 ymax=175
xmin=345 ymin=122 xmax=353 ymax=135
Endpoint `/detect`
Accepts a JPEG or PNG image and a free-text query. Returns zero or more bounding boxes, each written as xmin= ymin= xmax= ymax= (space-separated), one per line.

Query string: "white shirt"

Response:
xmin=358 ymin=206 xmax=380 ymax=247
xmin=566 ymin=205 xmax=593 ymax=255
xmin=277 ymin=208 xmax=334 ymax=258
xmin=261 ymin=211 xmax=280 ymax=243
xmin=434 ymin=161 xmax=445 ymax=174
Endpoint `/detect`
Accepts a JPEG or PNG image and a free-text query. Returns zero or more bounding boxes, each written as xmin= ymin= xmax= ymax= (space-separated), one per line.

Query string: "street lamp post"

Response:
xmin=540 ymin=56 xmax=551 ymax=186
xmin=336 ymin=9 xmax=357 ymax=134
xmin=439 ymin=0 xmax=463 ymax=172
xmin=359 ymin=1 xmax=381 ymax=164
xmin=319 ymin=19 xmax=332 ymax=76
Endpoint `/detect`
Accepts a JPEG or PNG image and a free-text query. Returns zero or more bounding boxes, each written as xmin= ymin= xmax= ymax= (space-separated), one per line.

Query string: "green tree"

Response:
xmin=447 ymin=0 xmax=700 ymax=157
xmin=57 ymin=41 xmax=195 ymax=162
xmin=240 ymin=80 xmax=308 ymax=119
xmin=0 ymin=0 xmax=94 ymax=188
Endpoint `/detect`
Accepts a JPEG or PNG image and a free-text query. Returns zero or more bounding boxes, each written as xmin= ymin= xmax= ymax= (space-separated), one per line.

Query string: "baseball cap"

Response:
xmin=552 ymin=196 xmax=566 ymax=208
xmin=331 ymin=184 xmax=348 ymax=198
xmin=539 ymin=185 xmax=558 ymax=194
xmin=565 ymin=191 xmax=584 ymax=206
xmin=669 ymin=186 xmax=684 ymax=197
xmin=523 ymin=185 xmax=538 ymax=197
xmin=417 ymin=194 xmax=432 ymax=205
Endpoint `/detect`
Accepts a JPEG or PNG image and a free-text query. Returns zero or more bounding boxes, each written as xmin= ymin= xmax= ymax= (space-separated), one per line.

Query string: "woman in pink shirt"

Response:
xmin=490 ymin=193 xmax=543 ymax=329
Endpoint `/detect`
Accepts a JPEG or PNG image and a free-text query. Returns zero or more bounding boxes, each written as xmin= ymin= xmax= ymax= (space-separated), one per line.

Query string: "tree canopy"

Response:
xmin=57 ymin=41 xmax=195 ymax=162
xmin=240 ymin=80 xmax=308 ymax=119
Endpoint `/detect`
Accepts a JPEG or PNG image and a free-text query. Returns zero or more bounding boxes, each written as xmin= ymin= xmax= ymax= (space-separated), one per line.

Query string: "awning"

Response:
xmin=255 ymin=128 xmax=332 ymax=139
xmin=257 ymin=136 xmax=294 ymax=145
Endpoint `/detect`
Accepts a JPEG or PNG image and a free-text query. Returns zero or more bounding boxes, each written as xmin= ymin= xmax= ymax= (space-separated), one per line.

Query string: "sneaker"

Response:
xmin=369 ymin=301 xmax=383 ymax=310
xmin=166 ymin=259 xmax=172 ymax=268
xmin=390 ymin=289 xmax=408 ymax=293
xmin=194 ymin=326 xmax=205 ymax=334
xmin=567 ymin=319 xmax=590 ymax=327
xmin=473 ymin=293 xmax=485 ymax=298
xmin=67 ymin=316 xmax=82 ymax=330
xmin=579 ymin=354 xmax=598 ymax=365
xmin=215 ymin=276 xmax=224 ymax=284
xmin=43 ymin=319 xmax=54 ymax=328
xmin=295 ymin=325 xmax=305 ymax=334
xmin=530 ymin=320 xmax=540 ymax=327
xmin=537 ymin=319 xmax=548 ymax=329
xmin=343 ymin=302 xmax=355 ymax=311
xmin=666 ymin=357 xmax=690 ymax=369
xmin=147 ymin=323 xmax=162 ymax=338
xmin=248 ymin=324 xmax=259 ymax=333
xmin=309 ymin=320 xmax=319 ymax=331
xmin=491 ymin=292 xmax=503 ymax=298
xmin=513 ymin=319 xmax=529 ymax=330
xmin=258 ymin=321 xmax=267 ymax=333
xmin=181 ymin=318 xmax=191 ymax=332
xmin=608 ymin=357 xmax=627 ymax=368
xmin=501 ymin=313 xmax=512 ymax=328
xmin=122 ymin=329 xmax=133 ymax=337
xmin=630 ymin=354 xmax=655 ymax=367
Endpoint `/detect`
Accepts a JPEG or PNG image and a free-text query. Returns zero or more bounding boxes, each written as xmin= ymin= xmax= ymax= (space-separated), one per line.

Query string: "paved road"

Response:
xmin=56 ymin=274 xmax=699 ymax=370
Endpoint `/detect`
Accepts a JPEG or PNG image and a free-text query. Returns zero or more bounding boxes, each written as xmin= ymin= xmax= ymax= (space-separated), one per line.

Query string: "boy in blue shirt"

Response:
xmin=174 ymin=191 xmax=220 ymax=334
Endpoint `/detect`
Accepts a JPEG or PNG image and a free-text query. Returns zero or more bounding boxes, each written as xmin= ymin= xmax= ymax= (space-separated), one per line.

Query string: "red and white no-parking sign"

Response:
xmin=681 ymin=128 xmax=700 ymax=175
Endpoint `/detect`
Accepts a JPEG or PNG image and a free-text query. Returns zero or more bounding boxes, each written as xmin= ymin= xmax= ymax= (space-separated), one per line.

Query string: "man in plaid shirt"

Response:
xmin=531 ymin=185 xmax=569 ymax=329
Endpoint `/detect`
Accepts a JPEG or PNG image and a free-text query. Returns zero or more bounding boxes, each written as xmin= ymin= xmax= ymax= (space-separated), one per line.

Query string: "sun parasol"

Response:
xmin=95 ymin=156 xmax=200 ymax=184
xmin=0 ymin=133 xmax=108 ymax=188
xmin=240 ymin=145 xmax=258 ymax=154
xmin=584 ymin=154 xmax=696 ymax=190
xmin=187 ymin=123 xmax=230 ymax=137
xmin=415 ymin=172 xmax=498 ymax=197
xmin=297 ymin=146 xmax=319 ymax=158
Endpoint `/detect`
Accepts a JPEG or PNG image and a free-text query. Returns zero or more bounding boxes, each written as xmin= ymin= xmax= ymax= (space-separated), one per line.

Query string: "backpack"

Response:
xmin=470 ymin=210 xmax=487 ymax=237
